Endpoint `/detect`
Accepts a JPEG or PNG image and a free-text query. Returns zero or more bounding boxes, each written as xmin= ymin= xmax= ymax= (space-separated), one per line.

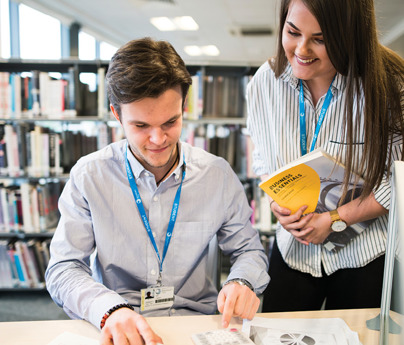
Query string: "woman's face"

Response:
xmin=282 ymin=0 xmax=336 ymax=84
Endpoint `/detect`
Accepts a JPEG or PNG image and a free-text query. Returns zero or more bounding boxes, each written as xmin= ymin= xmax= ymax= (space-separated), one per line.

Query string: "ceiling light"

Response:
xmin=150 ymin=16 xmax=199 ymax=31
xmin=184 ymin=45 xmax=202 ymax=56
xmin=150 ymin=17 xmax=177 ymax=31
xmin=173 ymin=16 xmax=199 ymax=31
xmin=184 ymin=45 xmax=220 ymax=57
xmin=202 ymin=45 xmax=220 ymax=56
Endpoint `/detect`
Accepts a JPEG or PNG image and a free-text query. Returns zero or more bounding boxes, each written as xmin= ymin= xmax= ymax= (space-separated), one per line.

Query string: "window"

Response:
xmin=0 ymin=0 xmax=10 ymax=58
xmin=100 ymin=41 xmax=118 ymax=60
xmin=2 ymin=2 xmax=117 ymax=62
xmin=19 ymin=4 xmax=61 ymax=59
xmin=79 ymin=31 xmax=96 ymax=60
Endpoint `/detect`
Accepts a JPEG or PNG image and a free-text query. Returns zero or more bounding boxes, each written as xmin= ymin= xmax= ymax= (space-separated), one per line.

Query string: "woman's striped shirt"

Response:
xmin=246 ymin=61 xmax=402 ymax=277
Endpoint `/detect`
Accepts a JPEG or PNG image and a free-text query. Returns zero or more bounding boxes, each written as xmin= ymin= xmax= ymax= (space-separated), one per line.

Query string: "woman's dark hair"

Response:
xmin=272 ymin=0 xmax=404 ymax=199
xmin=106 ymin=37 xmax=192 ymax=119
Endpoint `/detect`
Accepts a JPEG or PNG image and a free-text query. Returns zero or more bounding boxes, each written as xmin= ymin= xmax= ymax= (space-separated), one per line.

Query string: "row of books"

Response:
xmin=0 ymin=181 xmax=62 ymax=234
xmin=0 ymin=122 xmax=124 ymax=177
xmin=0 ymin=67 xmax=108 ymax=118
xmin=1 ymin=121 xmax=253 ymax=179
xmin=0 ymin=69 xmax=252 ymax=120
xmin=0 ymin=239 xmax=50 ymax=289
xmin=183 ymin=74 xmax=250 ymax=120
xmin=182 ymin=123 xmax=256 ymax=177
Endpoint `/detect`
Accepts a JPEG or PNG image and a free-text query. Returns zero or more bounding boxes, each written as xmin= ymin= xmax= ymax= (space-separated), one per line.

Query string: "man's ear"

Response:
xmin=110 ymin=104 xmax=121 ymax=123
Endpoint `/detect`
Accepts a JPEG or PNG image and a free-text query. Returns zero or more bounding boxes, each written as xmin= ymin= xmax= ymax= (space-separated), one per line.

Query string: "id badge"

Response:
xmin=140 ymin=286 xmax=175 ymax=311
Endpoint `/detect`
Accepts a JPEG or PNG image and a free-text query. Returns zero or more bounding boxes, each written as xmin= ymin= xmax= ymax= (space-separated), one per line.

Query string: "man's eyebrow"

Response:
xmin=286 ymin=21 xmax=322 ymax=36
xmin=162 ymin=114 xmax=182 ymax=124
xmin=128 ymin=114 xmax=181 ymax=126
xmin=128 ymin=119 xmax=148 ymax=125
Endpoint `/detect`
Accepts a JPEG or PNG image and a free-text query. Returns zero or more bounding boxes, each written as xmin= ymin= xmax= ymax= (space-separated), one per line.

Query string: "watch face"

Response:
xmin=332 ymin=220 xmax=347 ymax=232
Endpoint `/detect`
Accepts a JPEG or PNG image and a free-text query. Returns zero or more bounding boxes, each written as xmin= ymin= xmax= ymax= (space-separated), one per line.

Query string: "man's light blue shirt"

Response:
xmin=45 ymin=140 xmax=269 ymax=328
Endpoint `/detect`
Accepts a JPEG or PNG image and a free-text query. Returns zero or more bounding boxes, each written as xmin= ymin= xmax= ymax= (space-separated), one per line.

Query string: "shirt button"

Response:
xmin=152 ymin=232 xmax=156 ymax=238
xmin=151 ymin=269 xmax=156 ymax=275
xmin=153 ymin=196 xmax=158 ymax=202
xmin=171 ymin=309 xmax=176 ymax=314
xmin=145 ymin=172 xmax=150 ymax=177
xmin=175 ymin=175 xmax=179 ymax=180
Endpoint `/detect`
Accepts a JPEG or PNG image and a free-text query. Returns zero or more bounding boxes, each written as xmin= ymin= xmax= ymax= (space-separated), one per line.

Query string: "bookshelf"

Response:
xmin=0 ymin=59 xmax=271 ymax=291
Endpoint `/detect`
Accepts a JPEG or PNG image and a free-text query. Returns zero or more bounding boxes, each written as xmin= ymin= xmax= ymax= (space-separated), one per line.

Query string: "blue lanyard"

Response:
xmin=299 ymin=77 xmax=335 ymax=155
xmin=125 ymin=146 xmax=186 ymax=276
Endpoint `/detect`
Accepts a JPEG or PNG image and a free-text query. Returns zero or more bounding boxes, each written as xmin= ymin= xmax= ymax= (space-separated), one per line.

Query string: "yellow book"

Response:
xmin=259 ymin=148 xmax=343 ymax=214
xmin=259 ymin=148 xmax=374 ymax=252
xmin=260 ymin=163 xmax=320 ymax=214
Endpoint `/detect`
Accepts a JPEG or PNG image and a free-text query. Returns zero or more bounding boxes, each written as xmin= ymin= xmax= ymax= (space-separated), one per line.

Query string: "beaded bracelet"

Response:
xmin=100 ymin=303 xmax=134 ymax=329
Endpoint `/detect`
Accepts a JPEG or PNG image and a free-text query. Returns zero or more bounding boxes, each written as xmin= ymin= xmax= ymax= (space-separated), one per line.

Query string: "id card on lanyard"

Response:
xmin=299 ymin=76 xmax=335 ymax=155
xmin=125 ymin=145 xmax=186 ymax=311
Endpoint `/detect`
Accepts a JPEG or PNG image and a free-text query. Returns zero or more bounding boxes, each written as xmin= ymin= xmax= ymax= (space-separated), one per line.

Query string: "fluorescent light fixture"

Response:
xmin=173 ymin=16 xmax=199 ymax=31
xmin=184 ymin=45 xmax=202 ymax=56
xmin=150 ymin=17 xmax=176 ymax=31
xmin=184 ymin=45 xmax=220 ymax=57
xmin=202 ymin=45 xmax=220 ymax=56
xmin=150 ymin=16 xmax=199 ymax=31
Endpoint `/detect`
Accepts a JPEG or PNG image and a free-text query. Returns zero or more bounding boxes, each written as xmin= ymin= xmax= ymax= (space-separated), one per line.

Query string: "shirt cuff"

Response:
xmin=88 ymin=293 xmax=128 ymax=329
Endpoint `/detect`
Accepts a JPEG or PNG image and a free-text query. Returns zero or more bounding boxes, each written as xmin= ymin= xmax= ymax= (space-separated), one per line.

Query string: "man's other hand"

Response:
xmin=217 ymin=282 xmax=260 ymax=328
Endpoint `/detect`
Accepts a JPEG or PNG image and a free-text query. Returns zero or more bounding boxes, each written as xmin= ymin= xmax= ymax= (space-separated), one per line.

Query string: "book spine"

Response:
xmin=31 ymin=70 xmax=41 ymax=116
xmin=20 ymin=182 xmax=34 ymax=233
xmin=97 ymin=67 xmax=106 ymax=118
xmin=13 ymin=242 xmax=30 ymax=287
xmin=6 ymin=245 xmax=19 ymax=287
xmin=20 ymin=241 xmax=43 ymax=288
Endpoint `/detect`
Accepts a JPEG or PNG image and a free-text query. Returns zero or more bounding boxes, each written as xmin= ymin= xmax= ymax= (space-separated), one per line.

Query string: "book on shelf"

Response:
xmin=0 ymin=241 xmax=14 ymax=288
xmin=0 ymin=67 xmax=109 ymax=118
xmin=0 ymin=72 xmax=11 ymax=117
xmin=0 ymin=239 xmax=50 ymax=289
xmin=29 ymin=240 xmax=47 ymax=280
xmin=202 ymin=75 xmax=249 ymax=118
xmin=0 ymin=181 xmax=62 ymax=234
xmin=97 ymin=67 xmax=107 ymax=118
xmin=184 ymin=72 xmax=203 ymax=120
xmin=259 ymin=148 xmax=375 ymax=252
xmin=4 ymin=124 xmax=23 ymax=177
xmin=13 ymin=241 xmax=31 ymax=287
xmin=0 ymin=126 xmax=8 ymax=176
xmin=182 ymin=123 xmax=249 ymax=176
xmin=10 ymin=74 xmax=22 ymax=117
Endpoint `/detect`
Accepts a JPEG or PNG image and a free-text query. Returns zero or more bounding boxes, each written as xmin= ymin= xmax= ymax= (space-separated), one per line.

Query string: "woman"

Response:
xmin=247 ymin=0 xmax=404 ymax=311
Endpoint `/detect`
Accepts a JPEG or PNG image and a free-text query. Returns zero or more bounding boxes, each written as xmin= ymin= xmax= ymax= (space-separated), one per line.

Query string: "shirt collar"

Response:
xmin=126 ymin=140 xmax=184 ymax=180
xmin=279 ymin=62 xmax=346 ymax=95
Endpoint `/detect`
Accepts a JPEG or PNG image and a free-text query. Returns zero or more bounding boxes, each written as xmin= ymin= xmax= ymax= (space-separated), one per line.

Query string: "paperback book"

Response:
xmin=259 ymin=148 xmax=374 ymax=252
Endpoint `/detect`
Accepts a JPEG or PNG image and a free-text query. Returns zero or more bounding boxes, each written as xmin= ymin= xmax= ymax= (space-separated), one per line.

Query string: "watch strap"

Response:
xmin=222 ymin=278 xmax=254 ymax=292
xmin=329 ymin=209 xmax=341 ymax=222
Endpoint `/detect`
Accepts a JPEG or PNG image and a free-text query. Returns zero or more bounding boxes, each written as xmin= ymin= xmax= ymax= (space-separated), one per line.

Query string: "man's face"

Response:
xmin=111 ymin=86 xmax=183 ymax=176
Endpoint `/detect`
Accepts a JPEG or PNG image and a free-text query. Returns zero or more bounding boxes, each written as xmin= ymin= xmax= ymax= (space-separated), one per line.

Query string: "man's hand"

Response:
xmin=100 ymin=307 xmax=163 ymax=345
xmin=217 ymin=282 xmax=260 ymax=328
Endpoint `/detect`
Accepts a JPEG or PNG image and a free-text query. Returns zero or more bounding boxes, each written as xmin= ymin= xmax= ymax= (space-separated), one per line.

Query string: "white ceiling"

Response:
xmin=19 ymin=0 xmax=404 ymax=66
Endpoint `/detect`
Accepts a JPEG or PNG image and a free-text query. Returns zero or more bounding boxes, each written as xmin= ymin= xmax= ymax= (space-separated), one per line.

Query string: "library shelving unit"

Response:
xmin=0 ymin=58 xmax=271 ymax=291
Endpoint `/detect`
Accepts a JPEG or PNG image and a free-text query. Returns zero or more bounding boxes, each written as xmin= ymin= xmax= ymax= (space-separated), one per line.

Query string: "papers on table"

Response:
xmin=47 ymin=331 xmax=99 ymax=345
xmin=242 ymin=317 xmax=361 ymax=345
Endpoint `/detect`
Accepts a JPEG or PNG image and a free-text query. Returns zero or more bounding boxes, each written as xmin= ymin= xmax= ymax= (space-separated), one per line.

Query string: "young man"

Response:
xmin=45 ymin=37 xmax=269 ymax=345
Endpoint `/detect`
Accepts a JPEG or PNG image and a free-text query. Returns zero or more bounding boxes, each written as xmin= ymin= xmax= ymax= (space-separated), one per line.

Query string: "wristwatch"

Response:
xmin=329 ymin=209 xmax=347 ymax=232
xmin=222 ymin=278 xmax=254 ymax=292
